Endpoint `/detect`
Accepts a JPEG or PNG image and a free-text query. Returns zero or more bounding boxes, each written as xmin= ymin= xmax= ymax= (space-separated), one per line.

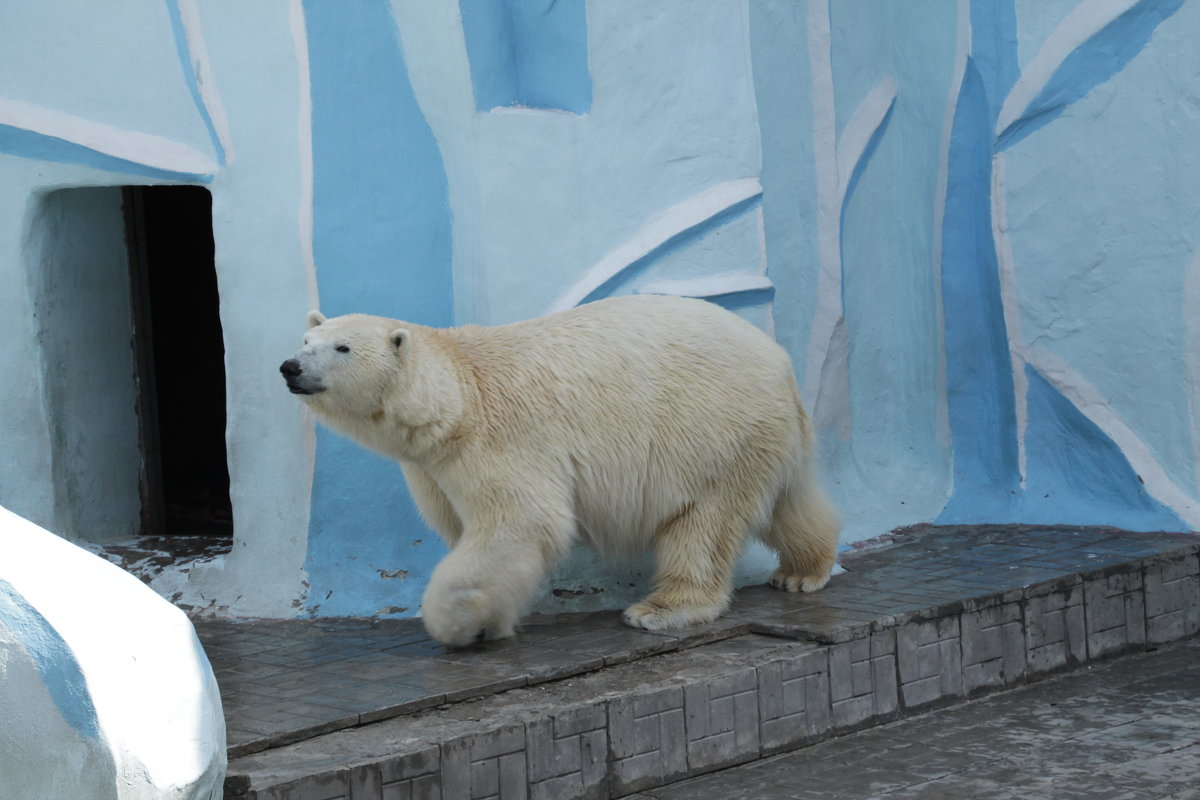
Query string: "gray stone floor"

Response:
xmin=197 ymin=524 xmax=1197 ymax=760
xmin=212 ymin=524 xmax=1200 ymax=799
xmin=630 ymin=636 xmax=1200 ymax=800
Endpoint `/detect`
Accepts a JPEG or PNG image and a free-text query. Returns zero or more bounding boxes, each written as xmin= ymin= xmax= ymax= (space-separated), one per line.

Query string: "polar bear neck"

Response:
xmin=375 ymin=328 xmax=476 ymax=465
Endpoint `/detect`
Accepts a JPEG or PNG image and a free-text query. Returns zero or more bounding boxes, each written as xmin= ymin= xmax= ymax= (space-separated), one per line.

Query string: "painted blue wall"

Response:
xmin=459 ymin=0 xmax=591 ymax=113
xmin=936 ymin=0 xmax=1190 ymax=530
xmin=938 ymin=56 xmax=1023 ymax=521
xmin=302 ymin=0 xmax=453 ymax=616
xmin=1 ymin=0 xmax=1197 ymax=623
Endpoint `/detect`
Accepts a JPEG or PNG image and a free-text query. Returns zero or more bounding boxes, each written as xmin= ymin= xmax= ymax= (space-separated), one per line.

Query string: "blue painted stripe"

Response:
xmin=302 ymin=0 xmax=454 ymax=617
xmin=0 ymin=578 xmax=101 ymax=741
xmin=460 ymin=0 xmax=591 ymax=113
xmin=302 ymin=0 xmax=453 ymax=320
xmin=162 ymin=0 xmax=227 ymax=166
xmin=0 ymin=124 xmax=214 ymax=183
xmin=938 ymin=0 xmax=1189 ymax=530
xmin=997 ymin=0 xmax=1184 ymax=150
xmin=968 ymin=0 xmax=1019 ymax=123
xmin=306 ymin=429 xmax=448 ymax=617
xmin=937 ymin=56 xmax=1021 ymax=523
xmin=579 ymin=194 xmax=764 ymax=306
xmin=1022 ymin=365 xmax=1187 ymax=530
xmin=708 ymin=287 xmax=775 ymax=314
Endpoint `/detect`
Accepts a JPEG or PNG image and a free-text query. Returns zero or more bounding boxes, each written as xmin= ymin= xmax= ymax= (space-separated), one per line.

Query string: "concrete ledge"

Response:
xmin=216 ymin=526 xmax=1199 ymax=799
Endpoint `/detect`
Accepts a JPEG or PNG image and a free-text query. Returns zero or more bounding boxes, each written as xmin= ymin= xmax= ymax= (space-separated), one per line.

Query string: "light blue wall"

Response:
xmin=0 ymin=0 xmax=314 ymax=617
xmin=937 ymin=0 xmax=1192 ymax=529
xmin=0 ymin=0 xmax=1196 ymax=622
xmin=1007 ymin=0 xmax=1200 ymax=501
xmin=0 ymin=2 xmax=219 ymax=172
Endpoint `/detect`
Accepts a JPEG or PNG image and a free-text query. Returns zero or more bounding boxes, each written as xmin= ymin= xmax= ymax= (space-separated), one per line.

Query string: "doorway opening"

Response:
xmin=124 ymin=186 xmax=232 ymax=538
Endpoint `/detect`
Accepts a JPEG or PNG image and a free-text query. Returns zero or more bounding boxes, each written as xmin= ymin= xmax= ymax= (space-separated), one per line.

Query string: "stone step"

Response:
xmin=215 ymin=525 xmax=1200 ymax=799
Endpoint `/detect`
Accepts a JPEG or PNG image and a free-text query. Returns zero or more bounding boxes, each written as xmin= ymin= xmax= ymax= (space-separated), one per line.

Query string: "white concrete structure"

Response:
xmin=0 ymin=506 xmax=225 ymax=799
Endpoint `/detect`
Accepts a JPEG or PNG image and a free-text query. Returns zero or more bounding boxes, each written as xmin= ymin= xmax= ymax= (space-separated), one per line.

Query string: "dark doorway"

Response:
xmin=124 ymin=186 xmax=232 ymax=538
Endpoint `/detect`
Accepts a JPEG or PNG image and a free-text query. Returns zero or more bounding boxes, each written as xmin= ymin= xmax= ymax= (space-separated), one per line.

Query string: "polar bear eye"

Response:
xmin=336 ymin=345 xmax=351 ymax=353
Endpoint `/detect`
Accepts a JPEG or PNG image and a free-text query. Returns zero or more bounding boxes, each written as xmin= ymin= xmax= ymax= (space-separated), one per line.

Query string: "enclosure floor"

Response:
xmin=197 ymin=524 xmax=1196 ymax=760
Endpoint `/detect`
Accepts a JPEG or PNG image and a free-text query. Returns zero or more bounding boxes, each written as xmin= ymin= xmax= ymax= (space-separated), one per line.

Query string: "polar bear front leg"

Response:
xmin=622 ymin=498 xmax=744 ymax=631
xmin=401 ymin=463 xmax=464 ymax=548
xmin=420 ymin=502 xmax=574 ymax=647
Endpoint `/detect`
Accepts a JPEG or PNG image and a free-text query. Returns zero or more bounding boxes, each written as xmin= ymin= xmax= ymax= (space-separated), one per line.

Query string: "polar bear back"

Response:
xmin=444 ymin=295 xmax=807 ymax=555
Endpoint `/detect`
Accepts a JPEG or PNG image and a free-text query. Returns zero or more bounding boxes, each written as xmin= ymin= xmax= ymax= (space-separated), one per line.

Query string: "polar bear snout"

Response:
xmin=280 ymin=358 xmax=325 ymax=396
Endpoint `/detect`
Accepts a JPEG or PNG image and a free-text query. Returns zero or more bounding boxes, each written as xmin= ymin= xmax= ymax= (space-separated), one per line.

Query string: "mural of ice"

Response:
xmin=937 ymin=0 xmax=1194 ymax=529
xmin=0 ymin=0 xmax=1196 ymax=627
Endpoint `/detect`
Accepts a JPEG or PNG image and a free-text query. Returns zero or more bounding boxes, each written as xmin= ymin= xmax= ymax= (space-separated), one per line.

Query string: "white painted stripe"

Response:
xmin=637 ymin=272 xmax=774 ymax=299
xmin=800 ymin=0 xmax=842 ymax=411
xmin=754 ymin=206 xmax=775 ymax=338
xmin=992 ymin=152 xmax=1030 ymax=485
xmin=1185 ymin=249 xmax=1200 ymax=491
xmin=835 ymin=76 xmax=896 ymax=203
xmin=0 ymin=96 xmax=218 ymax=176
xmin=176 ymin=0 xmax=234 ymax=164
xmin=995 ymin=0 xmax=1140 ymax=139
xmin=547 ymin=178 xmax=762 ymax=313
xmin=1027 ymin=347 xmax=1200 ymax=528
xmin=289 ymin=0 xmax=319 ymax=310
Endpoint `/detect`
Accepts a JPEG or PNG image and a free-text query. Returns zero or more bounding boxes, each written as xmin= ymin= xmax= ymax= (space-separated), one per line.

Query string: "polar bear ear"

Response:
xmin=390 ymin=328 xmax=410 ymax=357
xmin=307 ymin=310 xmax=327 ymax=329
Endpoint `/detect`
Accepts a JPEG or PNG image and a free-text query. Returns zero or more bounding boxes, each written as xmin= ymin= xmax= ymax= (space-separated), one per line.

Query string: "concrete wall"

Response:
xmin=0 ymin=1 xmax=312 ymax=618
xmin=26 ymin=188 xmax=143 ymax=543
xmin=0 ymin=0 xmax=1195 ymax=621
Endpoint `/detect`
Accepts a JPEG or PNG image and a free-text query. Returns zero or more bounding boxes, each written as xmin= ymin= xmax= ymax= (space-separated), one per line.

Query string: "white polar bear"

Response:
xmin=281 ymin=295 xmax=839 ymax=646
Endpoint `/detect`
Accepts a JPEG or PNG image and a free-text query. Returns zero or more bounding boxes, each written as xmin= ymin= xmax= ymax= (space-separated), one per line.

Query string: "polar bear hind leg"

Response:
xmin=622 ymin=493 xmax=756 ymax=631
xmin=762 ymin=475 xmax=839 ymax=593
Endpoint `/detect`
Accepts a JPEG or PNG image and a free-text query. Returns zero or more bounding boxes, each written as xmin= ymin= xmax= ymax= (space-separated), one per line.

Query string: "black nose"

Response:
xmin=280 ymin=359 xmax=302 ymax=378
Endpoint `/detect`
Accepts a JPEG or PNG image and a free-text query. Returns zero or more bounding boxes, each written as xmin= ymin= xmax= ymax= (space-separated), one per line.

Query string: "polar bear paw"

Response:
xmin=621 ymin=600 xmax=725 ymax=631
xmin=769 ymin=568 xmax=829 ymax=593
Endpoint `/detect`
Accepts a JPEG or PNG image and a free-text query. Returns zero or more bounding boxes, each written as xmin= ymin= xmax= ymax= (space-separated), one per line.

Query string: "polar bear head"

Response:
xmin=279 ymin=311 xmax=411 ymax=421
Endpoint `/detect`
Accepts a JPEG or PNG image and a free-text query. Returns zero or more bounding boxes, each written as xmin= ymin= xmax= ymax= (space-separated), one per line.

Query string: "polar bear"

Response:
xmin=281 ymin=294 xmax=839 ymax=646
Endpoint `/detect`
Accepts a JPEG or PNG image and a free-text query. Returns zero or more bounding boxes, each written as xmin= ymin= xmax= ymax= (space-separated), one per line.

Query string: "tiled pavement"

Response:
xmin=199 ymin=524 xmax=1200 ymax=799
xmin=632 ymin=634 xmax=1200 ymax=800
xmin=203 ymin=607 xmax=753 ymax=758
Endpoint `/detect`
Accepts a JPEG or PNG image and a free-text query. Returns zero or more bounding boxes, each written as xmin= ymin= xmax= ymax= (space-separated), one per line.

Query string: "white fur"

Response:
xmin=285 ymin=295 xmax=840 ymax=646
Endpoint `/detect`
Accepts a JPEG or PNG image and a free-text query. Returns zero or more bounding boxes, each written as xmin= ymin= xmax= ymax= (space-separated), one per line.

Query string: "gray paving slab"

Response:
xmin=636 ymin=636 xmax=1200 ymax=800
xmin=199 ymin=523 xmax=1198 ymax=767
